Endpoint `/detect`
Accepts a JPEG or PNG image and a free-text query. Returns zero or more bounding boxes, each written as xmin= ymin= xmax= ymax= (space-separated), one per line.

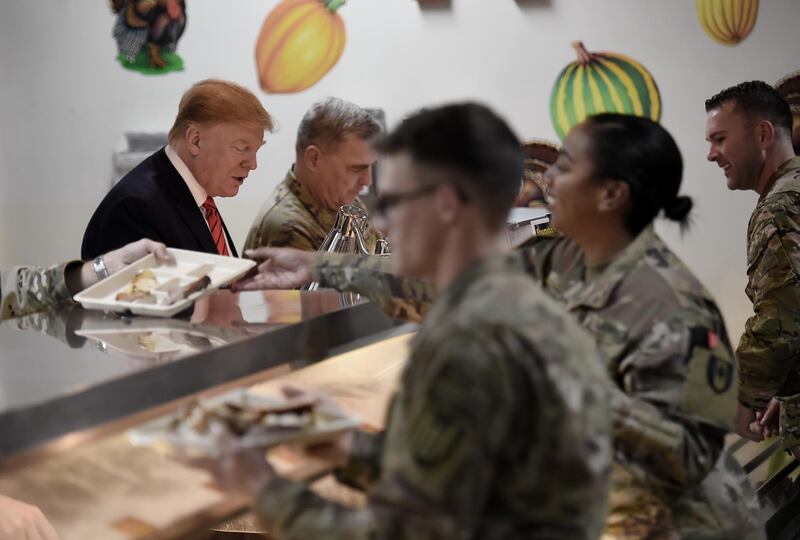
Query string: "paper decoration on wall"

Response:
xmin=110 ymin=0 xmax=187 ymax=74
xmin=549 ymin=41 xmax=661 ymax=141
xmin=515 ymin=140 xmax=559 ymax=208
xmin=775 ymin=70 xmax=800 ymax=154
xmin=255 ymin=0 xmax=347 ymax=94
xmin=696 ymin=0 xmax=758 ymax=46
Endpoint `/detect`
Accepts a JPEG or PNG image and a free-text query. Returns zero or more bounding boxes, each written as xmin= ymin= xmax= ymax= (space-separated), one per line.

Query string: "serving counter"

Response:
xmin=0 ymin=289 xmax=416 ymax=539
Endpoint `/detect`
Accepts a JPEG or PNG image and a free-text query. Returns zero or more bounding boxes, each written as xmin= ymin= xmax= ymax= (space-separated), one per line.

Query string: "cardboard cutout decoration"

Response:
xmin=696 ymin=0 xmax=758 ymax=46
xmin=110 ymin=0 xmax=187 ymax=74
xmin=775 ymin=70 xmax=800 ymax=154
xmin=515 ymin=140 xmax=559 ymax=208
xmin=255 ymin=0 xmax=347 ymax=94
xmin=550 ymin=42 xmax=661 ymax=141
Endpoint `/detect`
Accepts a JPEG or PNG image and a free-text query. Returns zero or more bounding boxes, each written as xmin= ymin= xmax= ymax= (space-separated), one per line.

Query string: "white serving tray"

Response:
xmin=73 ymin=249 xmax=256 ymax=318
xmin=129 ymin=389 xmax=360 ymax=457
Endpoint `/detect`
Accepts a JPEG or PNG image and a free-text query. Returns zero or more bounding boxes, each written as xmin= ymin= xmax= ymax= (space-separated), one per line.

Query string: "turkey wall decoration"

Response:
xmin=696 ymin=0 xmax=759 ymax=46
xmin=550 ymin=42 xmax=661 ymax=141
xmin=256 ymin=0 xmax=347 ymax=94
xmin=515 ymin=140 xmax=559 ymax=209
xmin=775 ymin=70 xmax=800 ymax=154
xmin=110 ymin=0 xmax=187 ymax=74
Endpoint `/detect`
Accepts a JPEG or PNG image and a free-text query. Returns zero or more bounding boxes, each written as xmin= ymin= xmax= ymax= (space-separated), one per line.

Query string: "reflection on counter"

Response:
xmin=5 ymin=289 xmax=357 ymax=365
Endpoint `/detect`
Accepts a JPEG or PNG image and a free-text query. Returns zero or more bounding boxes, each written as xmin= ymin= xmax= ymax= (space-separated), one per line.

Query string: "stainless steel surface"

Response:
xmin=0 ymin=289 xmax=399 ymax=460
xmin=305 ymin=205 xmax=371 ymax=291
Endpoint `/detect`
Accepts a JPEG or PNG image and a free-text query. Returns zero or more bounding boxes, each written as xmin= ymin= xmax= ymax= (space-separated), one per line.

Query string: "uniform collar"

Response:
xmin=759 ymin=156 xmax=800 ymax=202
xmin=286 ymin=167 xmax=346 ymax=234
xmin=563 ymin=225 xmax=657 ymax=311
xmin=165 ymin=144 xmax=208 ymax=207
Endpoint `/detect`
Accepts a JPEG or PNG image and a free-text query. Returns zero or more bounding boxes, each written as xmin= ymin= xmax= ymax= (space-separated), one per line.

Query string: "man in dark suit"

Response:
xmin=82 ymin=79 xmax=273 ymax=260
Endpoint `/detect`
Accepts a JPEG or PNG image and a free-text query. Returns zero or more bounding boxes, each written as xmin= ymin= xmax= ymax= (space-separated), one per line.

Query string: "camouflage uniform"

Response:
xmin=737 ymin=157 xmax=800 ymax=451
xmin=308 ymin=227 xmax=765 ymax=539
xmin=243 ymin=170 xmax=379 ymax=253
xmin=256 ymin=253 xmax=612 ymax=539
xmin=0 ymin=263 xmax=77 ymax=321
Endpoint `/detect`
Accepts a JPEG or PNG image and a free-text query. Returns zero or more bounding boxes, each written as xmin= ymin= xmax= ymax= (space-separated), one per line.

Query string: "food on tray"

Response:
xmin=163 ymin=275 xmax=211 ymax=305
xmin=170 ymin=395 xmax=319 ymax=438
xmin=114 ymin=270 xmax=211 ymax=306
xmin=115 ymin=269 xmax=158 ymax=302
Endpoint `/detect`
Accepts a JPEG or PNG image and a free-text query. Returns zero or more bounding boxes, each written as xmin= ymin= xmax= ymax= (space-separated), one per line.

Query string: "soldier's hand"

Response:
xmin=735 ymin=403 xmax=764 ymax=441
xmin=103 ymin=239 xmax=175 ymax=275
xmin=756 ymin=398 xmax=781 ymax=439
xmin=281 ymin=385 xmax=354 ymax=468
xmin=70 ymin=239 xmax=175 ymax=294
xmin=0 ymin=494 xmax=60 ymax=540
xmin=181 ymin=447 xmax=275 ymax=501
xmin=234 ymin=248 xmax=315 ymax=290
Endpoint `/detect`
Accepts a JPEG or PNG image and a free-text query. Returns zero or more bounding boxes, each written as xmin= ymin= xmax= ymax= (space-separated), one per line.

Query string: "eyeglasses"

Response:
xmin=374 ymin=183 xmax=439 ymax=217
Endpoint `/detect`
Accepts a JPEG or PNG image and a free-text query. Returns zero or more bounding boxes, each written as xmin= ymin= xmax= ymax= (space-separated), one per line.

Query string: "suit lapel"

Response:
xmin=155 ymin=148 xmax=218 ymax=254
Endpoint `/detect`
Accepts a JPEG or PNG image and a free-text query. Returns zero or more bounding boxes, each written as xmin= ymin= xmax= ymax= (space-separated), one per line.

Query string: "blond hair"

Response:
xmin=169 ymin=79 xmax=273 ymax=143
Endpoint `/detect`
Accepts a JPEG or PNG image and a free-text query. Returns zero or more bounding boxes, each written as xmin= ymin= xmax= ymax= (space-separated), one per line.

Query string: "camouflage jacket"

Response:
xmin=257 ymin=253 xmax=612 ymax=540
xmin=737 ymin=156 xmax=800 ymax=449
xmin=243 ymin=169 xmax=379 ymax=253
xmin=0 ymin=264 xmax=77 ymax=321
xmin=307 ymin=228 xmax=765 ymax=539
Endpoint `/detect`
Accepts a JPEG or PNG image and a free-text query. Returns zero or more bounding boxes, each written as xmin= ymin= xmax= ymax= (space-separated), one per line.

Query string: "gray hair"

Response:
xmin=295 ymin=97 xmax=382 ymax=155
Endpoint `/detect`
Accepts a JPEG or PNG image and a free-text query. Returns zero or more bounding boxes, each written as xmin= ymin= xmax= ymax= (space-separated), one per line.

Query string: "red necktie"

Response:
xmin=202 ymin=197 xmax=229 ymax=256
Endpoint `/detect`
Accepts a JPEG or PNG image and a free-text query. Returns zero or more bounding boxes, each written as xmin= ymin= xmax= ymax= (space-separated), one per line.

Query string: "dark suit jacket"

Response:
xmin=81 ymin=148 xmax=238 ymax=259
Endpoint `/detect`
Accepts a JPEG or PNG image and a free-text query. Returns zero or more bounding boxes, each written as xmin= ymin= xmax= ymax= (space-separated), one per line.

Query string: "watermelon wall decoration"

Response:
xmin=696 ymin=0 xmax=758 ymax=46
xmin=549 ymin=41 xmax=661 ymax=141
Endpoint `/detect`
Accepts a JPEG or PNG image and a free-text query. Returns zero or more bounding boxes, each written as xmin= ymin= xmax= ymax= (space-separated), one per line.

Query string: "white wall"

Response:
xmin=1 ymin=0 xmax=799 ymax=340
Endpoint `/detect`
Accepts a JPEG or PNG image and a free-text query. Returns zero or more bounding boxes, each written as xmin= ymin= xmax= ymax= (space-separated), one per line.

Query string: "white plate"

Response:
xmin=129 ymin=389 xmax=360 ymax=457
xmin=73 ymin=249 xmax=256 ymax=317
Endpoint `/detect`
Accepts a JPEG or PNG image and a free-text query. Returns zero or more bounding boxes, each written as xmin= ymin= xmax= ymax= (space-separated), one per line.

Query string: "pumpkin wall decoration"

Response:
xmin=775 ymin=70 xmax=800 ymax=154
xmin=549 ymin=42 xmax=661 ymax=141
xmin=255 ymin=0 xmax=347 ymax=94
xmin=696 ymin=0 xmax=759 ymax=46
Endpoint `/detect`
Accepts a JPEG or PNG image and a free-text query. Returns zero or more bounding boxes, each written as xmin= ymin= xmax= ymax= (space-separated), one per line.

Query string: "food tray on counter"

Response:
xmin=74 ymin=249 xmax=256 ymax=317
xmin=129 ymin=388 xmax=360 ymax=457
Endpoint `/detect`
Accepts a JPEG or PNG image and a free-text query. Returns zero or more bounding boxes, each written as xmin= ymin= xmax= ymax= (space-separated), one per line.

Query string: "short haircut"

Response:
xmin=295 ymin=97 xmax=382 ymax=155
xmin=168 ymin=79 xmax=273 ymax=143
xmin=376 ymin=102 xmax=524 ymax=229
xmin=583 ymin=113 xmax=691 ymax=235
xmin=705 ymin=80 xmax=793 ymax=135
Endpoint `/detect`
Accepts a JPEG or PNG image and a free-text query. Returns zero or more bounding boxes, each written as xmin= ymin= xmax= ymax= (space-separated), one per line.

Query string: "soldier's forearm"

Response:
xmin=314 ymin=254 xmax=435 ymax=323
xmin=737 ymin=311 xmax=800 ymax=409
xmin=1 ymin=263 xmax=78 ymax=321
xmin=612 ymin=388 xmax=721 ymax=489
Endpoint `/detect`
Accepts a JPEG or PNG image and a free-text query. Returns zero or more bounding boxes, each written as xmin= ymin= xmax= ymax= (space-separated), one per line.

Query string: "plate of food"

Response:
xmin=129 ymin=389 xmax=360 ymax=457
xmin=74 ymin=249 xmax=256 ymax=317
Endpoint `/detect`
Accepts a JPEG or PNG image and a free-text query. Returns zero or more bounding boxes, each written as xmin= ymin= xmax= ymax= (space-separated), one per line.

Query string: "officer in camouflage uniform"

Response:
xmin=241 ymin=113 xmax=765 ymax=539
xmin=0 ymin=239 xmax=172 ymax=321
xmin=244 ymin=98 xmax=382 ymax=253
xmin=214 ymin=103 xmax=613 ymax=539
xmin=706 ymin=81 xmax=800 ymax=454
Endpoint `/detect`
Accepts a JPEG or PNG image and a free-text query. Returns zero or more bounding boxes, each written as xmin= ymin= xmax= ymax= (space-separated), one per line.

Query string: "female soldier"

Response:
xmin=240 ymin=114 xmax=764 ymax=539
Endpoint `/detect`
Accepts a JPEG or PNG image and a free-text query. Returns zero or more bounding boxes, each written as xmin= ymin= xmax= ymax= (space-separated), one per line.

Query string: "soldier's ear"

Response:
xmin=304 ymin=145 xmax=322 ymax=170
xmin=185 ymin=125 xmax=201 ymax=157
xmin=757 ymin=120 xmax=776 ymax=148
xmin=436 ymin=183 xmax=460 ymax=225
xmin=597 ymin=179 xmax=629 ymax=213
